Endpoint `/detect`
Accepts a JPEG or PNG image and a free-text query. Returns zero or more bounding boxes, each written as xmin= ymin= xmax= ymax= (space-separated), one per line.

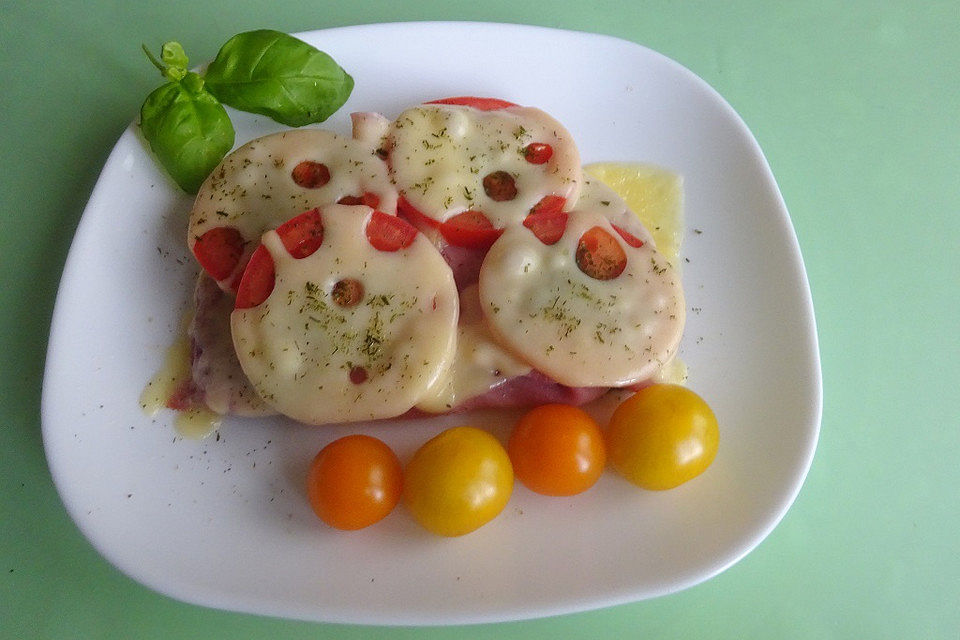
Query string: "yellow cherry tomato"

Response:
xmin=606 ymin=384 xmax=719 ymax=490
xmin=403 ymin=426 xmax=513 ymax=536
xmin=306 ymin=435 xmax=402 ymax=530
xmin=508 ymin=404 xmax=606 ymax=496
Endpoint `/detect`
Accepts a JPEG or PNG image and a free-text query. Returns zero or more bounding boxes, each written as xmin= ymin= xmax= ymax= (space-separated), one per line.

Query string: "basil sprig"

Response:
xmin=140 ymin=43 xmax=234 ymax=193
xmin=139 ymin=31 xmax=354 ymax=194
xmin=205 ymin=30 xmax=354 ymax=127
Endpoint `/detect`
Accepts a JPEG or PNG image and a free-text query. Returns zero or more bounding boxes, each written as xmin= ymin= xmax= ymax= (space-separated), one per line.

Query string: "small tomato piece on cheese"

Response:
xmin=611 ymin=223 xmax=645 ymax=248
xmin=576 ymin=226 xmax=627 ymax=281
xmin=234 ymin=245 xmax=275 ymax=310
xmin=275 ymin=208 xmax=324 ymax=259
xmin=365 ymin=209 xmax=418 ymax=252
xmin=529 ymin=195 xmax=566 ymax=216
xmin=331 ymin=278 xmax=364 ymax=307
xmin=291 ymin=161 xmax=331 ymax=189
xmin=522 ymin=210 xmax=568 ymax=245
xmin=523 ymin=142 xmax=553 ymax=165
xmin=192 ymin=226 xmax=244 ymax=282
xmin=482 ymin=171 xmax=518 ymax=202
xmin=438 ymin=210 xmax=504 ymax=249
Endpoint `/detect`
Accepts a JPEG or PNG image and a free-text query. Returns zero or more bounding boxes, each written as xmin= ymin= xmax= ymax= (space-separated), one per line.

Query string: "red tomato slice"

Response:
xmin=576 ymin=226 xmax=627 ymax=280
xmin=439 ymin=210 xmax=504 ymax=249
xmin=192 ymin=226 xmax=244 ymax=282
xmin=611 ymin=223 xmax=644 ymax=248
xmin=523 ymin=142 xmax=553 ymax=165
xmin=523 ymin=210 xmax=568 ymax=245
xmin=235 ymin=245 xmax=276 ymax=309
xmin=397 ymin=196 xmax=440 ymax=229
xmin=275 ymin=208 xmax=325 ymax=259
xmin=427 ymin=96 xmax=518 ymax=111
xmin=365 ymin=210 xmax=418 ymax=251
xmin=529 ymin=195 xmax=566 ymax=216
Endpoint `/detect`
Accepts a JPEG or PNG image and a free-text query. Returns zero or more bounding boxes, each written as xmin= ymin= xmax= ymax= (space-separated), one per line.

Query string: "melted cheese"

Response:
xmin=478 ymin=210 xmax=684 ymax=387
xmin=387 ymin=104 xmax=581 ymax=227
xmin=231 ymin=205 xmax=459 ymax=424
xmin=416 ymin=284 xmax=532 ymax=413
xmin=189 ymin=129 xmax=399 ymax=289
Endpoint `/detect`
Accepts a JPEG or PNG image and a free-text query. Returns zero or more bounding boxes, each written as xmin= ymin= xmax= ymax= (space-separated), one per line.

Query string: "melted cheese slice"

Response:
xmin=189 ymin=129 xmax=399 ymax=289
xmin=416 ymin=284 xmax=532 ymax=413
xmin=387 ymin=104 xmax=581 ymax=227
xmin=478 ymin=210 xmax=684 ymax=387
xmin=231 ymin=205 xmax=458 ymax=424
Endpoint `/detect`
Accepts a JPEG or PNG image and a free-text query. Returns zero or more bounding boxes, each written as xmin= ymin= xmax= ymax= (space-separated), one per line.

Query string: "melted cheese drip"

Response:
xmin=479 ymin=210 xmax=685 ymax=387
xmin=416 ymin=285 xmax=532 ymax=413
xmin=139 ymin=330 xmax=192 ymax=416
xmin=388 ymin=104 xmax=581 ymax=226
xmin=174 ymin=407 xmax=223 ymax=440
xmin=189 ymin=129 xmax=399 ymax=289
xmin=231 ymin=205 xmax=459 ymax=424
xmin=139 ymin=314 xmax=223 ymax=439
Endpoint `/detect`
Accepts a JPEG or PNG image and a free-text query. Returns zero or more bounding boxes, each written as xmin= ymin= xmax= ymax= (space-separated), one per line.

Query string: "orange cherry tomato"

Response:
xmin=606 ymin=384 xmax=719 ymax=490
xmin=306 ymin=435 xmax=402 ymax=530
xmin=508 ymin=404 xmax=606 ymax=496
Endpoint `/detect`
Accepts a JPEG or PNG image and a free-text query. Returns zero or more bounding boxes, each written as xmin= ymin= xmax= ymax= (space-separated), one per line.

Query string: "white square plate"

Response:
xmin=42 ymin=22 xmax=821 ymax=625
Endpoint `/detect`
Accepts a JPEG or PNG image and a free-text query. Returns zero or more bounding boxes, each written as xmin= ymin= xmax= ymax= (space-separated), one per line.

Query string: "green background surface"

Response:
xmin=1 ymin=1 xmax=957 ymax=638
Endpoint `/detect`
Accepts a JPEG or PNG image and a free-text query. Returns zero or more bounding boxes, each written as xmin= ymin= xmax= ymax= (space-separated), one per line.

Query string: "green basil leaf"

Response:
xmin=204 ymin=29 xmax=353 ymax=127
xmin=139 ymin=72 xmax=235 ymax=193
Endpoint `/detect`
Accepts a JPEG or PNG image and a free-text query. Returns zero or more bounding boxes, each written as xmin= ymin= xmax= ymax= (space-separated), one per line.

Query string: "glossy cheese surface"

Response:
xmin=231 ymin=205 xmax=458 ymax=424
xmin=478 ymin=210 xmax=685 ymax=387
xmin=189 ymin=129 xmax=398 ymax=289
xmin=416 ymin=284 xmax=532 ymax=413
xmin=387 ymin=104 xmax=581 ymax=226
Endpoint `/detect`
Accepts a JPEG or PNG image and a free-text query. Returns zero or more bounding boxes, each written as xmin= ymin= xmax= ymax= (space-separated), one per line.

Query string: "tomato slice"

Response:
xmin=397 ymin=196 xmax=440 ymax=229
xmin=427 ymin=96 xmax=518 ymax=111
xmin=523 ymin=142 xmax=553 ymax=165
xmin=611 ymin=223 xmax=644 ymax=248
xmin=291 ymin=160 xmax=331 ymax=189
xmin=275 ymin=208 xmax=325 ymax=259
xmin=192 ymin=226 xmax=244 ymax=282
xmin=365 ymin=210 xmax=418 ymax=251
xmin=576 ymin=226 xmax=627 ymax=280
xmin=235 ymin=245 xmax=276 ymax=309
xmin=439 ymin=210 xmax=504 ymax=249
xmin=529 ymin=195 xmax=566 ymax=216
xmin=523 ymin=210 xmax=568 ymax=245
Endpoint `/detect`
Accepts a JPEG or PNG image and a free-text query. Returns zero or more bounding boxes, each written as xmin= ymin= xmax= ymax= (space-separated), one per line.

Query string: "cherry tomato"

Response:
xmin=606 ymin=384 xmax=719 ymax=490
xmin=306 ymin=435 xmax=403 ymax=530
xmin=508 ymin=404 xmax=606 ymax=496
xmin=438 ymin=210 xmax=504 ymax=249
xmin=403 ymin=427 xmax=513 ymax=536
